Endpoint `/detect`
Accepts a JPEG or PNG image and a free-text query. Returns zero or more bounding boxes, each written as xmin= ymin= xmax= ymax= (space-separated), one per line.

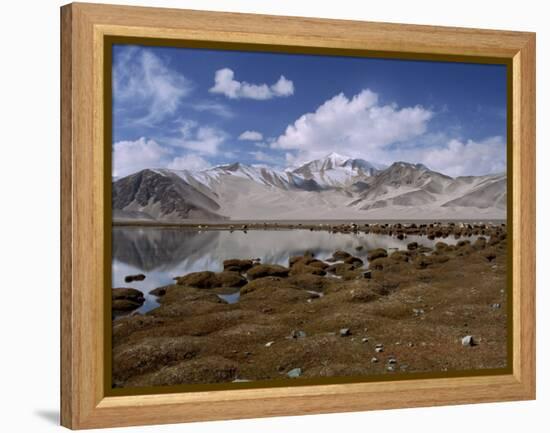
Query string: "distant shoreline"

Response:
xmin=113 ymin=218 xmax=507 ymax=229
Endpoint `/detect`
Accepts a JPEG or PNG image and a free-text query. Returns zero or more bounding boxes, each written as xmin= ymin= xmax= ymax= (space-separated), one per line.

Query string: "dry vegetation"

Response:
xmin=112 ymin=222 xmax=508 ymax=388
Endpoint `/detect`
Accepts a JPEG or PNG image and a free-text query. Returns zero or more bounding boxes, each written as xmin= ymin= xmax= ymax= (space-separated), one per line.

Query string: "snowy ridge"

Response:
xmin=114 ymin=153 xmax=507 ymax=221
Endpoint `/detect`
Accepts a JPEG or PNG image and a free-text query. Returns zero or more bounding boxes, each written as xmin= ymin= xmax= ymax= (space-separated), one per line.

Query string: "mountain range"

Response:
xmin=112 ymin=152 xmax=506 ymax=221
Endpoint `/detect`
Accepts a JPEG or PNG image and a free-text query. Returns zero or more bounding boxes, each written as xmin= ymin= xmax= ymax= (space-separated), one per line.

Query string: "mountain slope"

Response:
xmin=112 ymin=154 xmax=506 ymax=221
xmin=112 ymin=169 xmax=227 ymax=221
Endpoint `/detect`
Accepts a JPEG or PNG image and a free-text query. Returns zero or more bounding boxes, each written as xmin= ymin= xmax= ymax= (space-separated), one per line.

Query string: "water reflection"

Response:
xmin=112 ymin=227 xmax=460 ymax=314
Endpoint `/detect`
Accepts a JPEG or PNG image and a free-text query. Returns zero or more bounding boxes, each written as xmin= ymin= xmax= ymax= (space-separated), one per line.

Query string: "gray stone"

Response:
xmin=339 ymin=328 xmax=352 ymax=337
xmin=462 ymin=335 xmax=475 ymax=347
xmin=290 ymin=330 xmax=307 ymax=339
xmin=287 ymin=368 xmax=302 ymax=378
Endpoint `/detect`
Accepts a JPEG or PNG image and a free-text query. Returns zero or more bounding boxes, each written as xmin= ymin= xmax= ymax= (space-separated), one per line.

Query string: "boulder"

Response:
xmin=332 ymin=250 xmax=352 ymax=260
xmin=308 ymin=260 xmax=329 ymax=270
xmin=435 ymin=242 xmax=448 ymax=251
xmin=112 ymin=288 xmax=145 ymax=312
xmin=406 ymin=242 xmax=418 ymax=251
xmin=389 ymin=251 xmax=410 ymax=262
xmin=222 ymin=259 xmax=254 ymax=272
xmin=326 ymin=262 xmax=356 ymax=276
xmin=344 ymin=256 xmax=364 ymax=266
xmin=174 ymin=271 xmax=247 ymax=288
xmin=149 ymin=286 xmax=168 ymax=297
xmin=215 ymin=271 xmax=248 ymax=287
xmin=289 ymin=263 xmax=326 ymax=276
xmin=367 ymin=248 xmax=387 ymax=261
xmin=124 ymin=274 xmax=146 ymax=283
xmin=247 ymin=264 xmax=289 ymax=280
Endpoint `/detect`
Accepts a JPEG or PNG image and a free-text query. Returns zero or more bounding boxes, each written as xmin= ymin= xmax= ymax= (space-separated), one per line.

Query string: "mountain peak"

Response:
xmin=388 ymin=161 xmax=429 ymax=171
xmin=324 ymin=151 xmax=350 ymax=163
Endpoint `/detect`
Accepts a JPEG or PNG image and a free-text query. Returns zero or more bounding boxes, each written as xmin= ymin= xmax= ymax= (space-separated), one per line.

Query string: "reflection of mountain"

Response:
xmin=112 ymin=227 xmax=219 ymax=271
xmin=113 ymin=153 xmax=506 ymax=221
xmin=112 ymin=227 xmax=458 ymax=273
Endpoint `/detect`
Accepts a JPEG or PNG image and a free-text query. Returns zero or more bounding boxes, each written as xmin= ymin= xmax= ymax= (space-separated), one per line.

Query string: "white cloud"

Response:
xmin=271 ymin=76 xmax=294 ymax=97
xmin=400 ymin=136 xmax=506 ymax=177
xmin=273 ymin=89 xmax=433 ymax=166
xmin=167 ymin=154 xmax=211 ymax=171
xmin=209 ymin=68 xmax=294 ymax=100
xmin=169 ymin=120 xmax=228 ymax=155
xmin=239 ymin=130 xmax=264 ymax=141
xmin=112 ymin=137 xmax=169 ymax=178
xmin=192 ymin=100 xmax=234 ymax=118
xmin=113 ymin=47 xmax=192 ymax=125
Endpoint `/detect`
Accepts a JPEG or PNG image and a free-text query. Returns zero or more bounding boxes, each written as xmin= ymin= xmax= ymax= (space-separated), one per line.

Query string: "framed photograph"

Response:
xmin=61 ymin=3 xmax=536 ymax=429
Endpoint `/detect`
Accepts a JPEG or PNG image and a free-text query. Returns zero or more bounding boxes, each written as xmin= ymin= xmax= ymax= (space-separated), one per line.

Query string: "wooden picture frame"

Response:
xmin=60 ymin=2 xmax=536 ymax=429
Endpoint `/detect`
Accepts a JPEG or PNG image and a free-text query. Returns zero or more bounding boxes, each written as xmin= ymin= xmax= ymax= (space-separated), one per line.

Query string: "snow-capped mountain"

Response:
xmin=291 ymin=152 xmax=382 ymax=188
xmin=112 ymin=154 xmax=507 ymax=221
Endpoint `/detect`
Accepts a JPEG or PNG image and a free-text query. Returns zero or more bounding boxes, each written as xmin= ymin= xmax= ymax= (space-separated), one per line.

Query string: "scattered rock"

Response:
xmin=491 ymin=303 xmax=501 ymax=309
xmin=389 ymin=251 xmax=410 ymax=262
xmin=124 ymin=274 xmax=146 ymax=283
xmin=112 ymin=288 xmax=145 ymax=312
xmin=388 ymin=358 xmax=397 ymax=364
xmin=247 ymin=264 xmax=289 ymax=280
xmin=265 ymin=341 xmax=275 ymax=347
xmin=435 ymin=242 xmax=448 ymax=251
xmin=149 ymin=286 xmax=168 ymax=297
xmin=332 ymin=250 xmax=352 ymax=260
xmin=290 ymin=262 xmax=327 ymax=276
xmin=215 ymin=271 xmax=248 ymax=288
xmin=287 ymin=368 xmax=302 ymax=378
xmin=223 ymin=259 xmax=254 ymax=272
xmin=407 ymin=242 xmax=418 ymax=251
xmin=367 ymin=248 xmax=388 ymax=261
xmin=361 ymin=337 xmax=369 ymax=343
xmin=344 ymin=256 xmax=364 ymax=266
xmin=174 ymin=271 xmax=247 ymax=288
xmin=339 ymin=328 xmax=352 ymax=337
xmin=290 ymin=330 xmax=307 ymax=339
xmin=461 ymin=335 xmax=475 ymax=347
xmin=326 ymin=262 xmax=356 ymax=276
xmin=355 ymin=245 xmax=364 ymax=251
xmin=371 ymin=357 xmax=379 ymax=363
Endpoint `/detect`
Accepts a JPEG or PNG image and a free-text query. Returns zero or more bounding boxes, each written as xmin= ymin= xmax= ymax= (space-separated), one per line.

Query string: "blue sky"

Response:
xmin=112 ymin=44 xmax=507 ymax=178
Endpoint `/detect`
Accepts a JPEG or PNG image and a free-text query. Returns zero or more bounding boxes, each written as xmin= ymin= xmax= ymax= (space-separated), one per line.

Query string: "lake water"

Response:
xmin=112 ymin=227 xmax=462 ymax=315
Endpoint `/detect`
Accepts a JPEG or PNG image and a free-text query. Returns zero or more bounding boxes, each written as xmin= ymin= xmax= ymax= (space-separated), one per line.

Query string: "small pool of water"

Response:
xmin=112 ymin=227 xmax=463 ymax=315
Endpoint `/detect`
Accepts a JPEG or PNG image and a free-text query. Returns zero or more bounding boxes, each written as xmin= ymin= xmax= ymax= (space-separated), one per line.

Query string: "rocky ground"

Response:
xmin=112 ymin=222 xmax=508 ymax=388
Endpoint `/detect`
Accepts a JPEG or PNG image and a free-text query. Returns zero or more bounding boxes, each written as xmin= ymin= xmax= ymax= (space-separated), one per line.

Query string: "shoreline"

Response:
xmin=113 ymin=219 xmax=507 ymax=231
